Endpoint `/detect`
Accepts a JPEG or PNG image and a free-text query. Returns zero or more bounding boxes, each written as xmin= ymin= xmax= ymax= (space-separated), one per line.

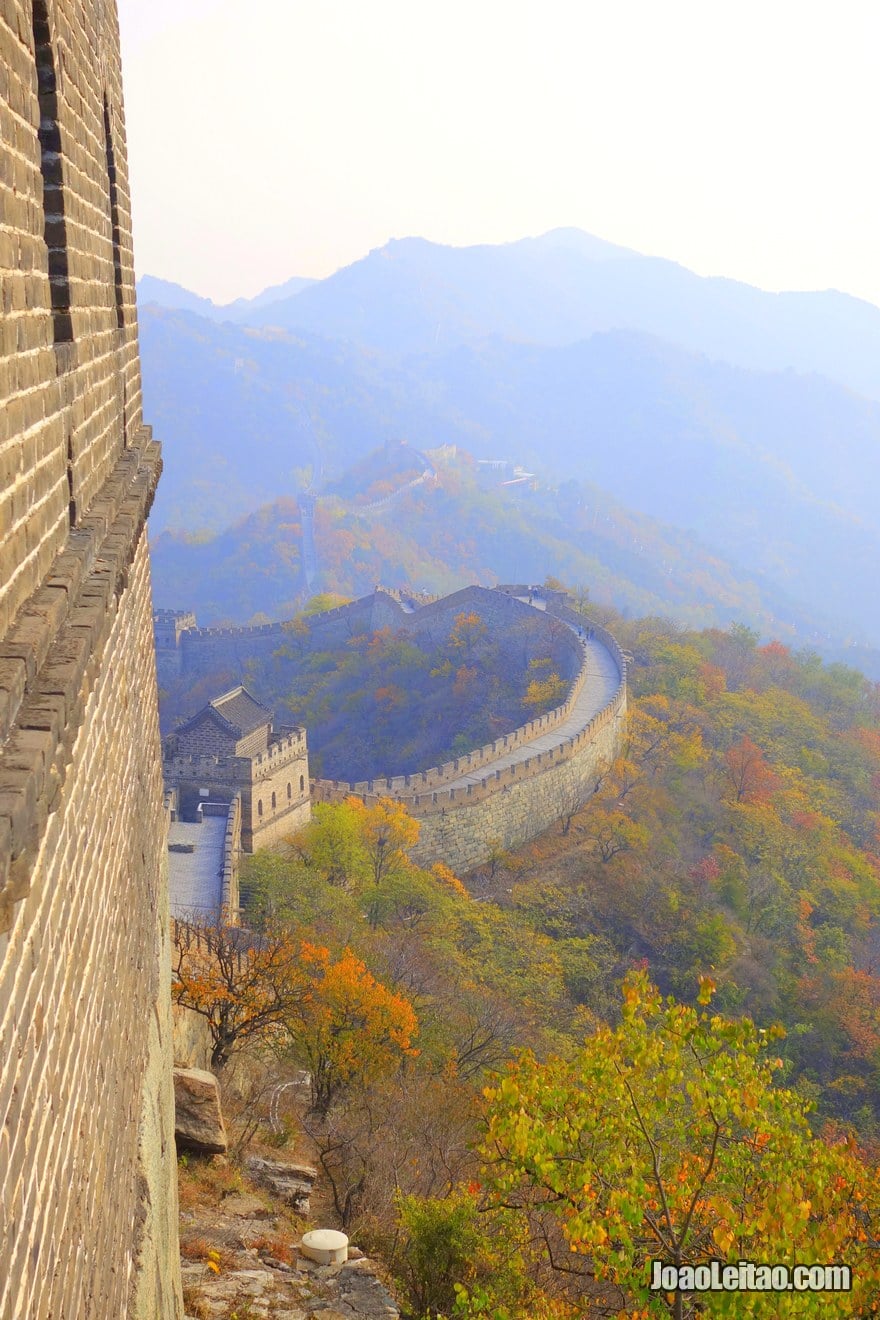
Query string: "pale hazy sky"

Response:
xmin=118 ymin=0 xmax=880 ymax=308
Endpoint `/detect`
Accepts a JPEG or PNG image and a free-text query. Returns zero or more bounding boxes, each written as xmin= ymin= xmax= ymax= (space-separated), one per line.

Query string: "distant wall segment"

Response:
xmin=155 ymin=586 xmax=627 ymax=871
xmin=311 ymin=590 xmax=628 ymax=871
xmin=159 ymin=584 xmax=580 ymax=683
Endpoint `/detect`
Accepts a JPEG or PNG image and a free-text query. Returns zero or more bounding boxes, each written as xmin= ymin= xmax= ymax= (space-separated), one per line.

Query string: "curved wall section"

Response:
xmin=312 ymin=589 xmax=628 ymax=871
xmin=157 ymin=585 xmax=628 ymax=873
xmin=410 ymin=680 xmax=625 ymax=871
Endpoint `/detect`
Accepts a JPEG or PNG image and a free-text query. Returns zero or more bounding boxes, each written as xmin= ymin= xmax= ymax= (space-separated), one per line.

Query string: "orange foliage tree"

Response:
xmin=723 ymin=735 xmax=781 ymax=804
xmin=172 ymin=919 xmax=418 ymax=1105
xmin=449 ymin=611 xmax=488 ymax=657
xmin=288 ymin=942 xmax=419 ymax=1114
xmin=171 ymin=918 xmax=307 ymax=1069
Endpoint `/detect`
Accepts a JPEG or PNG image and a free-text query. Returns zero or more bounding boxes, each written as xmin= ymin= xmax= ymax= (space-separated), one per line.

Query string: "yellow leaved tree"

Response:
xmin=480 ymin=972 xmax=880 ymax=1318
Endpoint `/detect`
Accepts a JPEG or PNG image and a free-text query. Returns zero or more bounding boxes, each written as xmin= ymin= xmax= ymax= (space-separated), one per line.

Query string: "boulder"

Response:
xmin=245 ymin=1156 xmax=316 ymax=1214
xmin=173 ymin=1066 xmax=228 ymax=1154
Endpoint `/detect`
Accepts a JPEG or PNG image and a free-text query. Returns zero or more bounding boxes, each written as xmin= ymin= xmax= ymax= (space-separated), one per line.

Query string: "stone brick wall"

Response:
xmin=312 ymin=602 xmax=628 ymax=872
xmin=222 ymin=792 xmax=241 ymax=920
xmin=0 ymin=531 xmax=182 ymax=1320
xmin=0 ymin=1 xmax=180 ymax=1315
xmin=0 ymin=0 xmax=145 ymax=641
xmin=409 ymin=683 xmax=626 ymax=871
xmin=154 ymin=612 xmax=195 ymax=687
xmin=233 ymin=722 xmax=272 ymax=759
xmin=175 ymin=711 xmax=240 ymax=760
xmin=245 ymin=734 xmax=311 ymax=851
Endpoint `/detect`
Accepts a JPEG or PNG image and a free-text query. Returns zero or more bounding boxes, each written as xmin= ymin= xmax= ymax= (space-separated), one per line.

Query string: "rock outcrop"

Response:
xmin=245 ymin=1156 xmax=317 ymax=1215
xmin=174 ymin=1067 xmax=228 ymax=1154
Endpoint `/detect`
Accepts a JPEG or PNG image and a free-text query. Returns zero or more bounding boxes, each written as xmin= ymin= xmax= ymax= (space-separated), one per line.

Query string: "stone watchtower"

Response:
xmin=0 ymin=3 xmax=181 ymax=1317
xmin=153 ymin=607 xmax=197 ymax=686
xmin=165 ymin=686 xmax=311 ymax=851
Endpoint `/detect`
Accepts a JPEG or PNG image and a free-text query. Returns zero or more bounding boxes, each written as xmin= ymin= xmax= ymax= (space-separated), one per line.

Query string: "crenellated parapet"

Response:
xmin=158 ymin=586 xmax=626 ymax=872
xmin=164 ymin=714 xmax=311 ymax=855
xmin=311 ymin=589 xmax=627 ymax=870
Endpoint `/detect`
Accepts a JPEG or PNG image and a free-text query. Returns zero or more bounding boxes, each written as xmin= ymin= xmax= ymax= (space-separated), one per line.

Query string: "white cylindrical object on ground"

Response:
xmin=300 ymin=1228 xmax=349 ymax=1265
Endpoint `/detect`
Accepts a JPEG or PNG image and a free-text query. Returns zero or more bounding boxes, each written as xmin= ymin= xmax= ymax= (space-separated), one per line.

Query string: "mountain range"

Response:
xmin=140 ymin=228 xmax=880 ymax=399
xmin=137 ymin=273 xmax=316 ymax=324
xmin=139 ymin=229 xmax=880 ymax=666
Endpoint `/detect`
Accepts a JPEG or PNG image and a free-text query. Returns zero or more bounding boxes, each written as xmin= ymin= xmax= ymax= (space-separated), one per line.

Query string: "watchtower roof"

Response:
xmin=178 ymin=686 xmax=271 ymax=739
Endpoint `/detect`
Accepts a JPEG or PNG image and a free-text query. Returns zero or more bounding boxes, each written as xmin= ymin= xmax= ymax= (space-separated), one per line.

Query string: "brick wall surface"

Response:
xmin=409 ymin=687 xmax=626 ymax=872
xmin=0 ymin=1 xmax=180 ymax=1315
xmin=0 ymin=534 xmax=182 ymax=1320
xmin=176 ymin=712 xmax=239 ymax=760
xmin=246 ymin=744 xmax=311 ymax=850
xmin=0 ymin=0 xmax=144 ymax=639
xmin=233 ymin=722 xmax=271 ymax=759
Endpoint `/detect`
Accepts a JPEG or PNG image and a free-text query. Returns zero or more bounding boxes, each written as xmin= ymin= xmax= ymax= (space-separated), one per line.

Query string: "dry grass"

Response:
xmin=251 ymin=1231 xmax=296 ymax=1264
xmin=177 ymin=1152 xmax=245 ymax=1211
xmin=180 ymin=1235 xmax=239 ymax=1269
xmin=181 ymin=1281 xmax=212 ymax=1319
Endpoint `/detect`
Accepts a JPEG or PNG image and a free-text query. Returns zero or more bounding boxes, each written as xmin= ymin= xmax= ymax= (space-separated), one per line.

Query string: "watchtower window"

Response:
xmin=286 ymin=783 xmax=291 ymax=800
xmin=300 ymin=774 xmax=305 ymax=794
xmin=271 ymin=791 xmax=276 ymax=811
xmin=257 ymin=799 xmax=263 ymax=817
xmin=32 ymin=0 xmax=72 ymax=344
xmin=103 ymin=97 xmax=125 ymax=328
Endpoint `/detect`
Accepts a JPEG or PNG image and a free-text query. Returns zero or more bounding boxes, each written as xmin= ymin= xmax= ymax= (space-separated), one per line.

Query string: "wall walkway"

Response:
xmin=312 ymin=589 xmax=627 ymax=870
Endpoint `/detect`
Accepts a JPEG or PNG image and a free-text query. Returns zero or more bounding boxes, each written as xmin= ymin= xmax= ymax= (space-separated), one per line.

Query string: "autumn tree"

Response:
xmin=723 ymin=735 xmax=781 ymax=804
xmin=286 ymin=942 xmax=419 ymax=1114
xmin=522 ymin=657 xmax=568 ymax=712
xmin=172 ymin=915 xmax=419 ymax=1110
xmin=449 ymin=610 xmax=488 ymax=659
xmin=302 ymin=592 xmax=352 ymax=615
xmin=171 ymin=917 xmax=307 ymax=1069
xmin=293 ymin=799 xmax=369 ymax=887
xmin=581 ymin=805 xmax=649 ymax=862
xmin=346 ymin=795 xmax=420 ymax=884
xmin=481 ymin=972 xmax=880 ymax=1318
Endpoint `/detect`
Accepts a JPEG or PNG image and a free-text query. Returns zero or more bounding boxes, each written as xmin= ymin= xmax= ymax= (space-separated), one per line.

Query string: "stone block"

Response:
xmin=245 ymin=1156 xmax=316 ymax=1213
xmin=173 ymin=1067 xmax=228 ymax=1155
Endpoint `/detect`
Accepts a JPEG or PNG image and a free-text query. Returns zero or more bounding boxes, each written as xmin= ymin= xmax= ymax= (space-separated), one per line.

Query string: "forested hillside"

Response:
xmin=513 ymin=609 xmax=880 ymax=1129
xmin=175 ymin=603 xmax=880 ymax=1316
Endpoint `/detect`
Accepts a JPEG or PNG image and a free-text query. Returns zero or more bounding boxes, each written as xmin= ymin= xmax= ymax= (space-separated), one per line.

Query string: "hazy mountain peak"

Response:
xmin=138 ymin=275 xmax=219 ymax=317
xmin=224 ymin=274 xmax=316 ymax=312
xmin=137 ymin=273 xmax=315 ymax=324
xmin=517 ymin=227 xmax=639 ymax=261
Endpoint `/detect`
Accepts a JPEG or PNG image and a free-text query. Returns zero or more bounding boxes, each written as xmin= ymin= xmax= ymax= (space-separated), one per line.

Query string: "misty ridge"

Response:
xmin=138 ymin=228 xmax=880 ymax=671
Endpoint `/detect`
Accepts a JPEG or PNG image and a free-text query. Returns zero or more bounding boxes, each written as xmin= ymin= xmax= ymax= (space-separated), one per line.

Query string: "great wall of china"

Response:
xmin=0 ymin=2 xmax=181 ymax=1313
xmin=157 ymin=585 xmax=628 ymax=872
xmin=0 ymin=2 xmax=627 ymax=1314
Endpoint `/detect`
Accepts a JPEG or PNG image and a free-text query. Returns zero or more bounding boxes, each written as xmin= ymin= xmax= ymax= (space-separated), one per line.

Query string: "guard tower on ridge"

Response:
xmin=163 ymin=686 xmax=311 ymax=850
